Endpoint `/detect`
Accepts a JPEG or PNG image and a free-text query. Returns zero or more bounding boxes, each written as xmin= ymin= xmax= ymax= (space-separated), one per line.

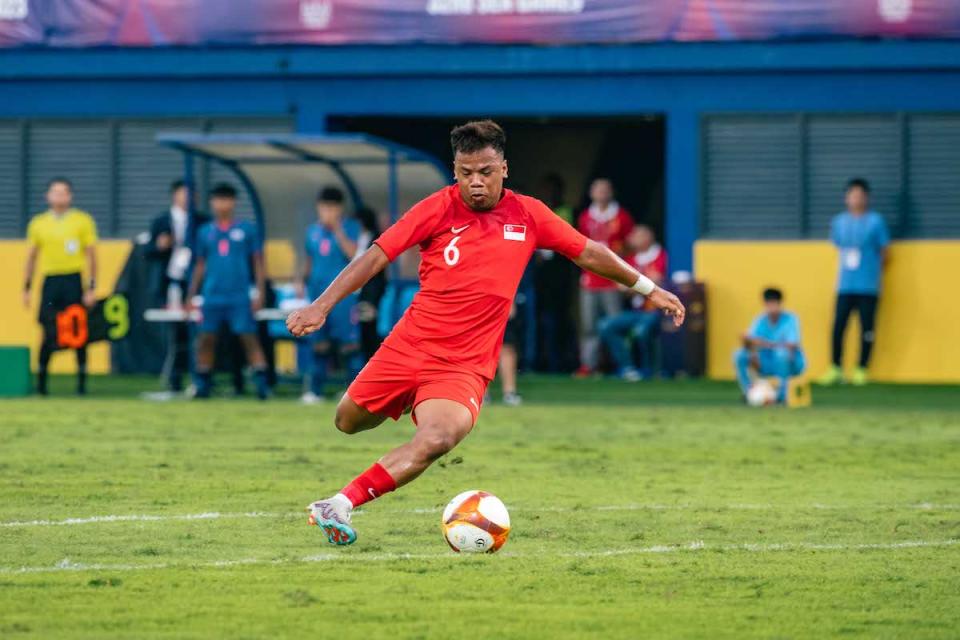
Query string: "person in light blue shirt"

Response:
xmin=296 ymin=187 xmax=363 ymax=404
xmin=734 ymin=288 xmax=806 ymax=404
xmin=187 ymin=183 xmax=269 ymax=400
xmin=818 ymin=178 xmax=890 ymax=386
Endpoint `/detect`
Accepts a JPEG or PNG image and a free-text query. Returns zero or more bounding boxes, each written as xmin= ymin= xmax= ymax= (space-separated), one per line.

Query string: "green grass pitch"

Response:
xmin=1 ymin=375 xmax=959 ymax=638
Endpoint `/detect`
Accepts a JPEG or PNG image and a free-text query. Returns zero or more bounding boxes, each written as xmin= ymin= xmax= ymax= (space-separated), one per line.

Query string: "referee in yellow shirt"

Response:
xmin=22 ymin=177 xmax=98 ymax=396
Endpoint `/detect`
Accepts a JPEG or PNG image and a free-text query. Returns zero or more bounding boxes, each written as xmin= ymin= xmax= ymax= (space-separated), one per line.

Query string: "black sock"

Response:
xmin=253 ymin=367 xmax=269 ymax=400
xmin=38 ymin=342 xmax=53 ymax=396
xmin=195 ymin=371 xmax=213 ymax=397
xmin=76 ymin=348 xmax=87 ymax=394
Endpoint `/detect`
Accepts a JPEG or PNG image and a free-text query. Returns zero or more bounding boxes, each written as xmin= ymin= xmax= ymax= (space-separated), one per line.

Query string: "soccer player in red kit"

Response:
xmin=286 ymin=121 xmax=685 ymax=545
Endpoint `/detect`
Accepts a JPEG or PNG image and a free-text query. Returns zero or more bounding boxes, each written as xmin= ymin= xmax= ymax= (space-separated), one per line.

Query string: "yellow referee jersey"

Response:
xmin=26 ymin=208 xmax=98 ymax=276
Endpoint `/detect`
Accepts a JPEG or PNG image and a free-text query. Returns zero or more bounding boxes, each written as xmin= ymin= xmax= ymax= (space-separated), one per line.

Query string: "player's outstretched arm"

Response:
xmin=574 ymin=239 xmax=686 ymax=327
xmin=286 ymin=244 xmax=390 ymax=337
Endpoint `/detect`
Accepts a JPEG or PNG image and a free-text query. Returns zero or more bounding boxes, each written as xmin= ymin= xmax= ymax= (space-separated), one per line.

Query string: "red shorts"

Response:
xmin=347 ymin=341 xmax=490 ymax=424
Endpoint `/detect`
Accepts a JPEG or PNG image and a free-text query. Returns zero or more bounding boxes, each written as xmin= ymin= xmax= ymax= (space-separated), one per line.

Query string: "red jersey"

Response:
xmin=374 ymin=185 xmax=587 ymax=379
xmin=629 ymin=243 xmax=668 ymax=311
xmin=629 ymin=243 xmax=667 ymax=279
xmin=577 ymin=204 xmax=634 ymax=290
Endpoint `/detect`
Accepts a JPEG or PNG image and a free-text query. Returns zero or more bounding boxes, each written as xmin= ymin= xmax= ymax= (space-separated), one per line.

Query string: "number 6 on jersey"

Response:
xmin=444 ymin=235 xmax=462 ymax=266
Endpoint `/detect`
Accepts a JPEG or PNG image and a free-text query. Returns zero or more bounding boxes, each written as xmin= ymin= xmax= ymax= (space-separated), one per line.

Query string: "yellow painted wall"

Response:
xmin=264 ymin=239 xmax=296 ymax=280
xmin=695 ymin=240 xmax=960 ymax=383
xmin=1 ymin=239 xmax=298 ymax=374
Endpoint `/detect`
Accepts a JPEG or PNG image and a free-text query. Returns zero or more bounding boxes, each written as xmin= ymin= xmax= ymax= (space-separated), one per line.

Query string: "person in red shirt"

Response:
xmin=598 ymin=225 xmax=669 ymax=381
xmin=286 ymin=120 xmax=685 ymax=546
xmin=575 ymin=178 xmax=635 ymax=377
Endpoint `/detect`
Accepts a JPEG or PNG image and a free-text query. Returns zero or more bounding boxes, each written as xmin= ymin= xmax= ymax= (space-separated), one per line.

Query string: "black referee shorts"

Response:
xmin=39 ymin=273 xmax=83 ymax=324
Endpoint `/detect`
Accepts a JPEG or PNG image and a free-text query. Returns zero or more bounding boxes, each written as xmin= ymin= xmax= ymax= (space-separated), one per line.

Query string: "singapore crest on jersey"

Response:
xmin=503 ymin=224 xmax=527 ymax=241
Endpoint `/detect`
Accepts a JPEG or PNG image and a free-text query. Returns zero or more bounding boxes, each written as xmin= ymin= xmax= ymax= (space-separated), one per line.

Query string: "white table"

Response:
xmin=144 ymin=307 xmax=299 ymax=323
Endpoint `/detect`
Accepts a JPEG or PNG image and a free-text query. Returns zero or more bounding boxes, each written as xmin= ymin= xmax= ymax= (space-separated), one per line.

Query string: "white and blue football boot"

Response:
xmin=307 ymin=496 xmax=357 ymax=545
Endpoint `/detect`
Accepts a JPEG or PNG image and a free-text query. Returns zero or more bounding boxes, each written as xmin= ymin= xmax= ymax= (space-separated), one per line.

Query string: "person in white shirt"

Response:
xmin=148 ymin=180 xmax=210 ymax=392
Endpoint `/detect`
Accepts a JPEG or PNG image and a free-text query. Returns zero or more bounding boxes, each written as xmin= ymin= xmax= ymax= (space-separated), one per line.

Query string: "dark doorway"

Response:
xmin=328 ymin=116 xmax=665 ymax=238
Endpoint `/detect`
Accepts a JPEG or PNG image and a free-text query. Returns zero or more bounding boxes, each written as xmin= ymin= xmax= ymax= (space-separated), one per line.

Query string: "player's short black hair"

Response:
xmin=170 ymin=179 xmax=186 ymax=193
xmin=763 ymin=287 xmax=784 ymax=302
xmin=450 ymin=120 xmax=506 ymax=157
xmin=209 ymin=183 xmax=238 ymax=199
xmin=47 ymin=176 xmax=73 ymax=191
xmin=317 ymin=186 xmax=345 ymax=204
xmin=845 ymin=177 xmax=871 ymax=194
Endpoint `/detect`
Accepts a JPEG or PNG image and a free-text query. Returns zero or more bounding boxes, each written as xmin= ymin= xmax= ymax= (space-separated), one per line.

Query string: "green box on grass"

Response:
xmin=0 ymin=346 xmax=31 ymax=397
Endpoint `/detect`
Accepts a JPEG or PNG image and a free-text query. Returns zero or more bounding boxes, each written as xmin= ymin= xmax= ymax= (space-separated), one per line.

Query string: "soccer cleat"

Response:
xmin=815 ymin=365 xmax=843 ymax=386
xmin=851 ymin=366 xmax=869 ymax=386
xmin=572 ymin=366 xmax=594 ymax=379
xmin=619 ymin=366 xmax=642 ymax=382
xmin=307 ymin=498 xmax=357 ymax=545
xmin=502 ymin=391 xmax=523 ymax=407
xmin=300 ymin=391 xmax=324 ymax=405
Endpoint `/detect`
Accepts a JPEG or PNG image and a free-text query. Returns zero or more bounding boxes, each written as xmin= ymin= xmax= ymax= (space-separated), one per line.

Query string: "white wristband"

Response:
xmin=630 ymin=274 xmax=656 ymax=296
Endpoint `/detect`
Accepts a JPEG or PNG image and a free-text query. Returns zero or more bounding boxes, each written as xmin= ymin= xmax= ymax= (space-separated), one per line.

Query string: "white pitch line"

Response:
xmin=2 ymin=539 xmax=956 ymax=575
xmin=0 ymin=511 xmax=285 ymax=528
xmin=2 ymin=503 xmax=959 ymax=529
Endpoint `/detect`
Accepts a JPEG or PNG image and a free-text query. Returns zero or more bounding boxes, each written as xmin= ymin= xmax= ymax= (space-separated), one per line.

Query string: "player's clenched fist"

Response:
xmin=648 ymin=288 xmax=686 ymax=327
xmin=286 ymin=303 xmax=328 ymax=337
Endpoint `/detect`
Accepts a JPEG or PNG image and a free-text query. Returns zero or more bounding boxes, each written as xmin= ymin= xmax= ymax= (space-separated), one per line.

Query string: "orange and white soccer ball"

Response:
xmin=441 ymin=490 xmax=511 ymax=553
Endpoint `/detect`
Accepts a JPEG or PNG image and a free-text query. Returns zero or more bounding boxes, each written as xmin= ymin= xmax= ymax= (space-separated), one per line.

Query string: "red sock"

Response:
xmin=339 ymin=462 xmax=397 ymax=508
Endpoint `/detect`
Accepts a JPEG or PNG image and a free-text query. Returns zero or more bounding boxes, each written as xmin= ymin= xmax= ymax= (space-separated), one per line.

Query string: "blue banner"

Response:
xmin=1 ymin=0 xmax=959 ymax=47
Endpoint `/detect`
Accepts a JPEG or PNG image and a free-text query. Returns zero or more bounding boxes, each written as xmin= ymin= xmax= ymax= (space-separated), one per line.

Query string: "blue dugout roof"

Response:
xmin=157 ymin=132 xmax=449 ymax=243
